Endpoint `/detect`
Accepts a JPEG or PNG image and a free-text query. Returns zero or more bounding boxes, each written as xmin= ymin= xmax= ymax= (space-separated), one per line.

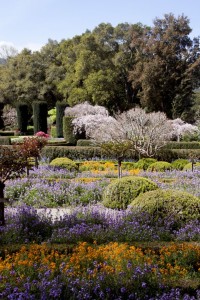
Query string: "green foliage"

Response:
xmin=16 ymin=103 xmax=29 ymax=134
xmin=135 ymin=158 xmax=157 ymax=170
xmin=48 ymin=107 xmax=56 ymax=125
xmin=49 ymin=157 xmax=78 ymax=171
xmin=50 ymin=125 xmax=57 ymax=138
xmin=76 ymin=139 xmax=95 ymax=146
xmin=56 ymin=102 xmax=67 ymax=138
xmin=41 ymin=146 xmax=103 ymax=161
xmin=32 ymin=101 xmax=48 ymax=134
xmin=121 ymin=161 xmax=138 ymax=170
xmin=147 ymin=161 xmax=172 ymax=172
xmin=130 ymin=189 xmax=200 ymax=227
xmin=129 ymin=14 xmax=198 ymax=122
xmin=183 ymin=162 xmax=200 ymax=171
xmin=63 ymin=116 xmax=77 ymax=145
xmin=164 ymin=142 xmax=200 ymax=149
xmin=102 ymin=176 xmax=158 ymax=210
xmin=171 ymin=159 xmax=190 ymax=170
xmin=0 ymin=137 xmax=11 ymax=145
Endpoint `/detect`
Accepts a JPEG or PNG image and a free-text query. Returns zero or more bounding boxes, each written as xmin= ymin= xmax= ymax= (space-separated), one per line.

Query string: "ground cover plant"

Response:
xmin=1 ymin=161 xmax=200 ymax=299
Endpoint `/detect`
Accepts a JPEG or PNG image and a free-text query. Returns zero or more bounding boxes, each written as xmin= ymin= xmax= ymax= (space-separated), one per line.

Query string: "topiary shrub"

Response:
xmin=129 ymin=189 xmax=200 ymax=228
xmin=49 ymin=157 xmax=78 ymax=171
xmin=32 ymin=101 xmax=48 ymax=134
xmin=147 ymin=161 xmax=172 ymax=172
xmin=135 ymin=158 xmax=157 ymax=170
xmin=171 ymin=159 xmax=190 ymax=170
xmin=102 ymin=176 xmax=158 ymax=210
xmin=183 ymin=162 xmax=200 ymax=171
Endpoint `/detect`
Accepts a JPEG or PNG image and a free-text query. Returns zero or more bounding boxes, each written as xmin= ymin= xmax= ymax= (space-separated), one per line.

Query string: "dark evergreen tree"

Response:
xmin=56 ymin=102 xmax=67 ymax=138
xmin=32 ymin=101 xmax=48 ymax=134
xmin=16 ymin=102 xmax=29 ymax=134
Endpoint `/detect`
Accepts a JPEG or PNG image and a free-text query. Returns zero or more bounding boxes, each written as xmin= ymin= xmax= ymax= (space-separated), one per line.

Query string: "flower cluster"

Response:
xmin=35 ymin=131 xmax=50 ymax=138
xmin=0 ymin=242 xmax=199 ymax=299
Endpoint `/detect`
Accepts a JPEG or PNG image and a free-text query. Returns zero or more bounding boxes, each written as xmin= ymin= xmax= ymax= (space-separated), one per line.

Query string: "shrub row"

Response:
xmin=164 ymin=141 xmax=200 ymax=149
xmin=0 ymin=131 xmax=15 ymax=136
xmin=41 ymin=146 xmax=106 ymax=161
xmin=0 ymin=137 xmax=11 ymax=145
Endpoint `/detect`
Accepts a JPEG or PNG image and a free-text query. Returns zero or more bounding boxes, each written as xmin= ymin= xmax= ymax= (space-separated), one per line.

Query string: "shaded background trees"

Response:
xmin=0 ymin=13 xmax=199 ymax=127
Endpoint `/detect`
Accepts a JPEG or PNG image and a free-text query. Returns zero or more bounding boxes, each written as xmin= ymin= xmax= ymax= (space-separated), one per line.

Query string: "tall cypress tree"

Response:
xmin=32 ymin=101 xmax=48 ymax=134
xmin=56 ymin=102 xmax=67 ymax=138
xmin=16 ymin=103 xmax=29 ymax=134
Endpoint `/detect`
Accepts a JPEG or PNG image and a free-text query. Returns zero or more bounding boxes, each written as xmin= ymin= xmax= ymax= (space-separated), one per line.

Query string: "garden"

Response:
xmin=0 ymin=156 xmax=200 ymax=299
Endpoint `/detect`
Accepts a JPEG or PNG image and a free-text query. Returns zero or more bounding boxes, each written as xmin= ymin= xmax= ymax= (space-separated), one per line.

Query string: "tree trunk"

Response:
xmin=0 ymin=181 xmax=5 ymax=226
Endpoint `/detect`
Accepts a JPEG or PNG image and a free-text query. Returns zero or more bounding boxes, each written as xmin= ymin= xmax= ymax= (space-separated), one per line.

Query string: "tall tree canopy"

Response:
xmin=0 ymin=15 xmax=199 ymax=119
xmin=129 ymin=13 xmax=200 ymax=121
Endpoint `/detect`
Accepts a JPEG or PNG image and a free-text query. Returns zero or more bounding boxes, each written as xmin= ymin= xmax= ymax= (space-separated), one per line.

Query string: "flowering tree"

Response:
xmin=70 ymin=104 xmax=173 ymax=176
xmin=171 ymin=118 xmax=199 ymax=142
xmin=64 ymin=101 xmax=109 ymax=118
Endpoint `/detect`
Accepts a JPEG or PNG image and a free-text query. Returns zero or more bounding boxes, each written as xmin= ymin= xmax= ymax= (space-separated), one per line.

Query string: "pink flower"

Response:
xmin=35 ymin=131 xmax=50 ymax=138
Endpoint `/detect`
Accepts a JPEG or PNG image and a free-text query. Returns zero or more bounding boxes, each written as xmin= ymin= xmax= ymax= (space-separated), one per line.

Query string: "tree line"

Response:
xmin=0 ymin=13 xmax=200 ymax=123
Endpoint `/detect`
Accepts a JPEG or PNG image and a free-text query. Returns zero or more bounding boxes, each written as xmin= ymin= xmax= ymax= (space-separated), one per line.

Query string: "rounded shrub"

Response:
xmin=49 ymin=157 xmax=78 ymax=171
xmin=102 ymin=176 xmax=158 ymax=210
xmin=171 ymin=159 xmax=190 ymax=170
xmin=147 ymin=161 xmax=172 ymax=172
xmin=129 ymin=189 xmax=200 ymax=227
xmin=183 ymin=162 xmax=200 ymax=171
xmin=135 ymin=158 xmax=157 ymax=170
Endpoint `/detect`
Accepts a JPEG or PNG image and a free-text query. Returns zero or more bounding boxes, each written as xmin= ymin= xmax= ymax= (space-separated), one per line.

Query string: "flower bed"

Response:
xmin=1 ymin=164 xmax=200 ymax=298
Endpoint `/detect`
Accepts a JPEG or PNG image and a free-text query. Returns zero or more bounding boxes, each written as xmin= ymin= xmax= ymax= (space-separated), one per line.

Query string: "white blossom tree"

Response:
xmin=69 ymin=104 xmax=173 ymax=177
xmin=171 ymin=118 xmax=199 ymax=142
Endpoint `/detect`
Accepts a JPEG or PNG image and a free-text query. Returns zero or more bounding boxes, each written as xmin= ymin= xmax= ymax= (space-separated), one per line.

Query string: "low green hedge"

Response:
xmin=164 ymin=142 xmax=200 ymax=149
xmin=41 ymin=146 xmax=105 ymax=161
xmin=76 ymin=139 xmax=95 ymax=147
xmin=0 ymin=137 xmax=11 ymax=145
xmin=0 ymin=131 xmax=15 ymax=136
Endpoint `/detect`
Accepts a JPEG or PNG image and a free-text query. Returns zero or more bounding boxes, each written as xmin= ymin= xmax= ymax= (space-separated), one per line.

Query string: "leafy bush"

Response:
xmin=0 ymin=137 xmax=11 ymax=145
xmin=102 ymin=176 xmax=158 ymax=210
xmin=164 ymin=141 xmax=200 ymax=149
xmin=76 ymin=139 xmax=95 ymax=146
xmin=49 ymin=157 xmax=78 ymax=171
xmin=135 ymin=158 xmax=157 ymax=170
xmin=183 ymin=162 xmax=200 ymax=171
xmin=129 ymin=189 xmax=200 ymax=228
xmin=147 ymin=161 xmax=172 ymax=172
xmin=171 ymin=159 xmax=190 ymax=170
xmin=41 ymin=146 xmax=105 ymax=161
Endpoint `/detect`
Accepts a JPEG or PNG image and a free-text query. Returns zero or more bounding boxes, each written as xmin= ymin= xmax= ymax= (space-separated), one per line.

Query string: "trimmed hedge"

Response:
xmin=171 ymin=159 xmax=190 ymax=170
xmin=164 ymin=142 xmax=200 ymax=150
xmin=56 ymin=102 xmax=67 ymax=138
xmin=147 ymin=161 xmax=172 ymax=172
xmin=32 ymin=101 xmax=48 ymax=134
xmin=0 ymin=137 xmax=11 ymax=145
xmin=16 ymin=102 xmax=29 ymax=134
xmin=63 ymin=116 xmax=77 ymax=145
xmin=41 ymin=146 xmax=105 ymax=161
xmin=50 ymin=157 xmax=78 ymax=171
xmin=76 ymin=139 xmax=95 ymax=147
xmin=102 ymin=176 xmax=158 ymax=210
xmin=130 ymin=189 xmax=200 ymax=228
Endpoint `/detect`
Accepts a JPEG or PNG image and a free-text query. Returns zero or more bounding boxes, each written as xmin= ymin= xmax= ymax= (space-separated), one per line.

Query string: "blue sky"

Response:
xmin=0 ymin=0 xmax=200 ymax=52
